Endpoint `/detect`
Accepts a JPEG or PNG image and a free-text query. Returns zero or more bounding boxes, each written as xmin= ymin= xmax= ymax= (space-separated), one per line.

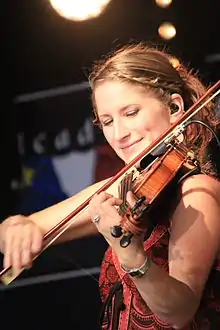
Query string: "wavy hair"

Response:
xmin=89 ymin=42 xmax=219 ymax=171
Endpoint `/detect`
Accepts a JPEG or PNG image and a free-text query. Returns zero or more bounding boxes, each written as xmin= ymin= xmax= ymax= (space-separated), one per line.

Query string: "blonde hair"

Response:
xmin=89 ymin=42 xmax=219 ymax=168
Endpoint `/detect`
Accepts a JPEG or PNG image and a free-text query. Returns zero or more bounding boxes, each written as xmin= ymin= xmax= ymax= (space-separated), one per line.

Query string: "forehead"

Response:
xmin=94 ymin=81 xmax=150 ymax=114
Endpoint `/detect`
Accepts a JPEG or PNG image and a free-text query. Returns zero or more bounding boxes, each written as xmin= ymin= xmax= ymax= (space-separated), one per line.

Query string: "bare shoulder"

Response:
xmin=180 ymin=173 xmax=220 ymax=206
xmin=181 ymin=172 xmax=220 ymax=189
xmin=172 ymin=173 xmax=220 ymax=229
xmin=169 ymin=174 xmax=220 ymax=296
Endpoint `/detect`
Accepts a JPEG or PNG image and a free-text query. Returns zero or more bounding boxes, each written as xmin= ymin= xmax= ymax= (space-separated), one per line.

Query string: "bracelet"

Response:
xmin=120 ymin=256 xmax=151 ymax=278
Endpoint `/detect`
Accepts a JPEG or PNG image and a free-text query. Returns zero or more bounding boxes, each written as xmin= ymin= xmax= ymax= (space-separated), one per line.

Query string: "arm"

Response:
xmin=29 ymin=175 xmax=121 ymax=242
xmin=28 ymin=180 xmax=106 ymax=243
xmin=122 ymin=174 xmax=220 ymax=329
xmin=0 ymin=176 xmax=119 ymax=271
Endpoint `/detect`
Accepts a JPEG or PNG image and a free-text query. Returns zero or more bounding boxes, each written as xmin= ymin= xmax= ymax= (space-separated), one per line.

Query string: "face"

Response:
xmin=94 ymin=81 xmax=182 ymax=164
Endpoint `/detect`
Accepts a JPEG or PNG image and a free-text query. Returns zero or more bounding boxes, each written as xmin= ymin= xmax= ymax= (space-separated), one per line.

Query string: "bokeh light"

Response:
xmin=49 ymin=0 xmax=112 ymax=21
xmin=158 ymin=22 xmax=176 ymax=40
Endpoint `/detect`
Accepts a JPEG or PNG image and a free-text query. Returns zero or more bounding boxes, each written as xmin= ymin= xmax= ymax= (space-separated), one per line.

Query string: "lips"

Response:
xmin=121 ymin=139 xmax=142 ymax=150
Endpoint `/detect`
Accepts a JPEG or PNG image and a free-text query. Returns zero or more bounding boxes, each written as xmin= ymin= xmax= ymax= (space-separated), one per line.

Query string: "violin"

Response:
xmin=1 ymin=80 xmax=220 ymax=285
xmin=111 ymin=142 xmax=200 ymax=247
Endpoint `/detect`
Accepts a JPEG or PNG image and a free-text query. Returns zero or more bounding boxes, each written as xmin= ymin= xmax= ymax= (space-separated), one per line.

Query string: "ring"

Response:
xmin=92 ymin=214 xmax=100 ymax=224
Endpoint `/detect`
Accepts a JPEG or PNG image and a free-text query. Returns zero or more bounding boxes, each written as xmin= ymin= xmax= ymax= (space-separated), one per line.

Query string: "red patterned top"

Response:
xmin=99 ymin=224 xmax=220 ymax=329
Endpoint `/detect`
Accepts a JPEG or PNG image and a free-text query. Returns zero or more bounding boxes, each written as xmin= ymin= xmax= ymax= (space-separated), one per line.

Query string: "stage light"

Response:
xmin=49 ymin=0 xmax=112 ymax=21
xmin=155 ymin=0 xmax=172 ymax=8
xmin=169 ymin=57 xmax=180 ymax=68
xmin=158 ymin=22 xmax=176 ymax=40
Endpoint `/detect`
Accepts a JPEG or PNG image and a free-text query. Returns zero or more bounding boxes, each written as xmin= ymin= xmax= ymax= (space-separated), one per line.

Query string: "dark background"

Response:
xmin=1 ymin=1 xmax=220 ymax=329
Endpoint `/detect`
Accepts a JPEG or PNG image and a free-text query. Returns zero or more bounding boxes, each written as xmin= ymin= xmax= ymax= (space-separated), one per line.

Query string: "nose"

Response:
xmin=114 ymin=118 xmax=130 ymax=142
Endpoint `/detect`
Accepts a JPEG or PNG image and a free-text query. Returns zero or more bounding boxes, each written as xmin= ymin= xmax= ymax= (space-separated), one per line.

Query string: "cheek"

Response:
xmin=134 ymin=117 xmax=152 ymax=135
xmin=141 ymin=112 xmax=170 ymax=133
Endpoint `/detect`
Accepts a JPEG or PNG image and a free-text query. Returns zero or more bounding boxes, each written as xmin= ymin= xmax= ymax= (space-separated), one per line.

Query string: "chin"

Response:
xmin=128 ymin=151 xmax=142 ymax=163
xmin=119 ymin=149 xmax=144 ymax=164
xmin=123 ymin=155 xmax=137 ymax=165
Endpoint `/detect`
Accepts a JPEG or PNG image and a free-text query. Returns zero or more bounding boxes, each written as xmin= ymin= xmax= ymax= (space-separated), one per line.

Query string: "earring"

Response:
xmin=170 ymin=103 xmax=179 ymax=113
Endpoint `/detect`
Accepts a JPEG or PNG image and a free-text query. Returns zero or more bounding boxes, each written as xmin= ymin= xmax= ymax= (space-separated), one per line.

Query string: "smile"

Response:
xmin=121 ymin=139 xmax=143 ymax=151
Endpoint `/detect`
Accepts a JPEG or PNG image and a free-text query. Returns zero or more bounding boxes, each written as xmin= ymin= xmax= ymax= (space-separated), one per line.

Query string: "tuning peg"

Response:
xmin=110 ymin=225 xmax=123 ymax=238
xmin=131 ymin=196 xmax=146 ymax=214
xmin=120 ymin=233 xmax=133 ymax=248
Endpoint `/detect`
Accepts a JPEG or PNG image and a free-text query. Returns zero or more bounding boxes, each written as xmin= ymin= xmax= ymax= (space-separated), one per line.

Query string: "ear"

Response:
xmin=169 ymin=93 xmax=184 ymax=124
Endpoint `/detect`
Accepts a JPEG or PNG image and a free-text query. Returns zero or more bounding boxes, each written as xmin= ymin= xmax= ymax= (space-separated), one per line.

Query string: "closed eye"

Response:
xmin=125 ymin=108 xmax=139 ymax=117
xmin=101 ymin=118 xmax=113 ymax=127
xmin=101 ymin=108 xmax=139 ymax=127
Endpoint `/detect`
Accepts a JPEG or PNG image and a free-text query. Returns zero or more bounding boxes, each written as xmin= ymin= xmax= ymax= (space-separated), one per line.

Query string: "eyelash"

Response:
xmin=126 ymin=108 xmax=139 ymax=117
xmin=102 ymin=108 xmax=139 ymax=127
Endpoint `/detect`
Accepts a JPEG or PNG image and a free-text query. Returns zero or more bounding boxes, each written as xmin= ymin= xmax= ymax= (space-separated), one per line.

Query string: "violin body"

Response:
xmin=117 ymin=142 xmax=200 ymax=246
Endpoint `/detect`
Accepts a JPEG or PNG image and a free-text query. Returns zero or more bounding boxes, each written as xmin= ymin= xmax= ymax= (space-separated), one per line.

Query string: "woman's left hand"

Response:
xmin=88 ymin=191 xmax=146 ymax=267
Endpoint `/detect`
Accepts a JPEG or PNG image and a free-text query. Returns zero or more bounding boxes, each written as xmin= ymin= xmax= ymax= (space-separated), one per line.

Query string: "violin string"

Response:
xmin=122 ymin=176 xmax=127 ymax=202
xmin=122 ymin=175 xmax=129 ymax=213
xmin=118 ymin=175 xmax=126 ymax=214
xmin=120 ymin=173 xmax=133 ymax=215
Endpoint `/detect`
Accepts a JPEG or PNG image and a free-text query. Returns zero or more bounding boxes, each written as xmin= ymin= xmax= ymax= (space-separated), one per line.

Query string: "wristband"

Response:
xmin=120 ymin=256 xmax=150 ymax=278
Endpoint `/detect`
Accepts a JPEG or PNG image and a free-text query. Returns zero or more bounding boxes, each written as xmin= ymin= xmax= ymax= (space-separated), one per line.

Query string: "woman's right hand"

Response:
xmin=0 ymin=215 xmax=43 ymax=274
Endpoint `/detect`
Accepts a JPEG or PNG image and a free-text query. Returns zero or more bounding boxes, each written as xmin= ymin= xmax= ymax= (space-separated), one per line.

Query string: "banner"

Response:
xmin=14 ymin=86 xmax=123 ymax=213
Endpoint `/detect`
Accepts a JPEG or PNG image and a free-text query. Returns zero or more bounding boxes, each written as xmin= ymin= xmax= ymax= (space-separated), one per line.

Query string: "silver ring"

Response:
xmin=92 ymin=214 xmax=100 ymax=224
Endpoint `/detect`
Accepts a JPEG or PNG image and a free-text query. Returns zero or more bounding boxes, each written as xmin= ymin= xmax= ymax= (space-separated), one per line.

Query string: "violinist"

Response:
xmin=1 ymin=43 xmax=220 ymax=329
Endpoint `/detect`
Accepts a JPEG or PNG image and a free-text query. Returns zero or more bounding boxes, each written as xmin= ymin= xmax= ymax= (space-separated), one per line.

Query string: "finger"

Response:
xmin=104 ymin=196 xmax=123 ymax=207
xmin=31 ymin=229 xmax=43 ymax=255
xmin=101 ymin=203 xmax=122 ymax=225
xmin=20 ymin=227 xmax=32 ymax=268
xmin=3 ymin=229 xmax=13 ymax=269
xmin=126 ymin=191 xmax=137 ymax=208
xmin=11 ymin=237 xmax=22 ymax=274
xmin=89 ymin=192 xmax=113 ymax=216
xmin=3 ymin=250 xmax=11 ymax=270
xmin=89 ymin=193 xmax=102 ymax=209
xmin=102 ymin=192 xmax=114 ymax=199
xmin=21 ymin=245 xmax=32 ymax=269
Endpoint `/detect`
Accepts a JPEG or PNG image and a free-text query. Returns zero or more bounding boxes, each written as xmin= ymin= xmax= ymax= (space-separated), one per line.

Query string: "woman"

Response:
xmin=1 ymin=43 xmax=220 ymax=329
